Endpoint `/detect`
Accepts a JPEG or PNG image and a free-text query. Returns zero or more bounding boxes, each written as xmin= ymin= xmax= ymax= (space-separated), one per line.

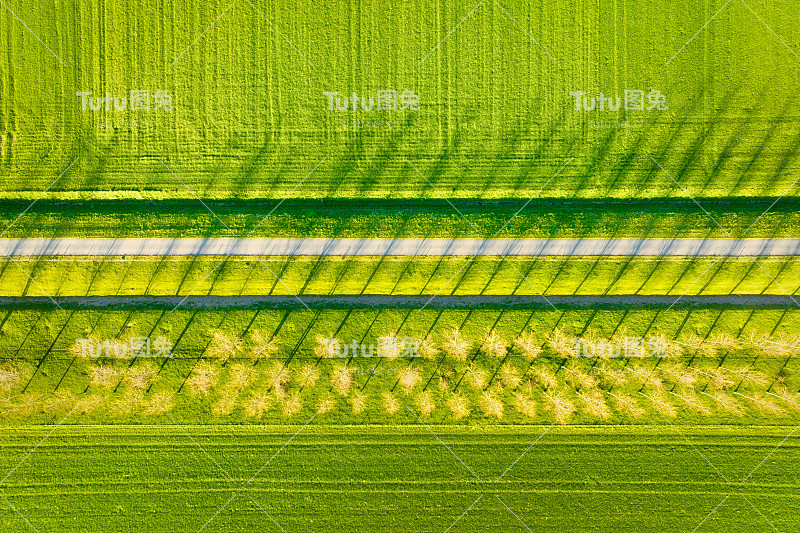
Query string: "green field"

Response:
xmin=2 ymin=0 xmax=800 ymax=200
xmin=0 ymin=256 xmax=799 ymax=298
xmin=0 ymin=307 xmax=797 ymax=359
xmin=2 ymin=0 xmax=800 ymax=530
xmin=1 ymin=307 xmax=798 ymax=428
xmin=2 ymin=426 xmax=799 ymax=532
xmin=0 ymin=199 xmax=798 ymax=239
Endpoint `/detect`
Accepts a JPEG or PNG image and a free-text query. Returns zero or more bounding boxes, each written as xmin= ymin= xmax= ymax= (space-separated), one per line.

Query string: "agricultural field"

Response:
xmin=1 ymin=256 xmax=800 ymax=298
xmin=2 ymin=426 xmax=800 ymax=532
xmin=2 ymin=0 xmax=800 ymax=531
xmin=0 ymin=198 xmax=798 ymax=239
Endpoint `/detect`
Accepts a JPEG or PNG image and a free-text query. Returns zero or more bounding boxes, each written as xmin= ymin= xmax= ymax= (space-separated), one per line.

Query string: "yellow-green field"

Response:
xmin=2 ymin=0 xmax=800 ymax=531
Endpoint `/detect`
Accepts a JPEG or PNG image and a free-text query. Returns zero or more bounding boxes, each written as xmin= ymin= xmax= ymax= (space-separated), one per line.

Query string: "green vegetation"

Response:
xmin=0 ymin=199 xmax=799 ymax=239
xmin=1 ymin=425 xmax=799 ymax=532
xmin=0 ymin=307 xmax=798 ymax=363
xmin=1 ymin=256 xmax=799 ymax=298
xmin=1 ymin=308 xmax=799 ymax=426
xmin=3 ymin=0 xmax=800 ymax=530
xmin=2 ymin=1 xmax=800 ymax=200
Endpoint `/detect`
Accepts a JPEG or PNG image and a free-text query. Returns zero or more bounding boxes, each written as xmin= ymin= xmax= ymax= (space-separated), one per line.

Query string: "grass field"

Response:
xmin=1 ymin=256 xmax=800 ymax=298
xmin=2 ymin=1 xmax=800 ymax=200
xmin=0 ymin=199 xmax=799 ymax=239
xmin=0 ymin=307 xmax=797 ymax=359
xmin=2 ymin=0 xmax=800 ymax=530
xmin=2 ymin=426 xmax=799 ymax=532
xmin=1 ymin=307 xmax=799 ymax=428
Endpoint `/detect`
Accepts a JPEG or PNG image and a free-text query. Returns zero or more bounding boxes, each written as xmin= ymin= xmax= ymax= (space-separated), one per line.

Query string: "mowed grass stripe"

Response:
xmin=0 ymin=199 xmax=798 ymax=240
xmin=0 ymin=257 xmax=798 ymax=298
xmin=1 ymin=426 xmax=799 ymax=531
xmin=4 ymin=485 xmax=800 ymax=498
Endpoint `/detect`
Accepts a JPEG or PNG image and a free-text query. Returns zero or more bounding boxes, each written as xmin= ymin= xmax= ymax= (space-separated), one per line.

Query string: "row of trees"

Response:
xmin=66 ymin=328 xmax=800 ymax=362
xmin=211 ymin=328 xmax=800 ymax=361
xmin=4 ymin=355 xmax=799 ymax=424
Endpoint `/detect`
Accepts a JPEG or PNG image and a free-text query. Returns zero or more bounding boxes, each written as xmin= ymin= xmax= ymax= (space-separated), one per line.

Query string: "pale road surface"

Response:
xmin=0 ymin=238 xmax=799 ymax=257
xmin=0 ymin=295 xmax=793 ymax=309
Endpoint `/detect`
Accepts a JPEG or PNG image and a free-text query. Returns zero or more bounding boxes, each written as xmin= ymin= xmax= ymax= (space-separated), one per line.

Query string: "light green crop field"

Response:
xmin=1 ymin=256 xmax=800 ymax=297
xmin=1 ymin=426 xmax=800 ymax=532
xmin=1 ymin=0 xmax=800 ymax=200
xmin=1 ymin=307 xmax=799 ymax=428
xmin=0 ymin=307 xmax=798 ymax=360
xmin=0 ymin=199 xmax=799 ymax=239
xmin=2 ymin=0 xmax=800 ymax=531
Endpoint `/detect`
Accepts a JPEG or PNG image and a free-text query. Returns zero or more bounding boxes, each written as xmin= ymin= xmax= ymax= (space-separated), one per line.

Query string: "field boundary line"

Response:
xmin=161 ymin=410 xmax=236 ymax=482
xmin=161 ymin=407 xmax=293 ymax=532
xmin=0 ymin=395 xmax=105 ymax=532
xmin=643 ymin=391 xmax=791 ymax=531
xmin=0 ymin=404 xmax=79 ymax=484
xmin=741 ymin=424 xmax=800 ymax=483
xmin=495 ymin=421 xmax=556 ymax=481
xmin=404 ymin=404 xmax=482 ymax=481
xmin=406 ymin=403 xmax=555 ymax=532
xmin=248 ymin=411 xmax=318 ymax=482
